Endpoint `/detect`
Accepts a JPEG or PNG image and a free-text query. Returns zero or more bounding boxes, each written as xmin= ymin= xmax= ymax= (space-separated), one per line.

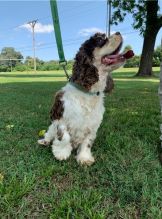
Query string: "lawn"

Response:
xmin=0 ymin=68 xmax=162 ymax=218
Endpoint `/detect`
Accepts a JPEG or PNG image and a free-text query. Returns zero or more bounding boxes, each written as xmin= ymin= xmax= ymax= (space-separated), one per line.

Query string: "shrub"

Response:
xmin=14 ymin=65 xmax=31 ymax=71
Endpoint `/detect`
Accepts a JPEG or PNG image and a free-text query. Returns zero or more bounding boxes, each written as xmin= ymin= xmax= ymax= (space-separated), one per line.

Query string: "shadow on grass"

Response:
xmin=0 ymin=70 xmax=159 ymax=80
xmin=113 ymin=71 xmax=160 ymax=79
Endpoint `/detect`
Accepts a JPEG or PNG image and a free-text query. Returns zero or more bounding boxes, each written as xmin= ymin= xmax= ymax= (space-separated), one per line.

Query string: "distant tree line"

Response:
xmin=14 ymin=57 xmax=74 ymax=72
xmin=0 ymin=46 xmax=161 ymax=72
xmin=0 ymin=47 xmax=73 ymax=72
xmin=122 ymin=45 xmax=162 ymax=68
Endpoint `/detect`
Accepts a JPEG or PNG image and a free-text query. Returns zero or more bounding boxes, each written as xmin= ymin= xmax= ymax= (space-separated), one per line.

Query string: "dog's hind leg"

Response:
xmin=52 ymin=124 xmax=72 ymax=161
xmin=76 ymin=134 xmax=95 ymax=166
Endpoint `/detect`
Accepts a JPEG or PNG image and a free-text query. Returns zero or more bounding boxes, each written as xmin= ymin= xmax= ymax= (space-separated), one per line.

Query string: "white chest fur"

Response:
xmin=62 ymin=83 xmax=105 ymax=141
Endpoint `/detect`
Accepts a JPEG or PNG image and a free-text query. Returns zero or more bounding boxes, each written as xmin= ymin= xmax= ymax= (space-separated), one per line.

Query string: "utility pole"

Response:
xmin=108 ymin=0 xmax=111 ymax=37
xmin=28 ymin=20 xmax=37 ymax=72
xmin=106 ymin=0 xmax=111 ymax=37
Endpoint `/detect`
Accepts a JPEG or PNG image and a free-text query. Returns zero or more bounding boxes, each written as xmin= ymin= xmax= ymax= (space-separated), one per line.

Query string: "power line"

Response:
xmin=18 ymin=38 xmax=84 ymax=53
xmin=0 ymin=30 xmax=139 ymax=55
xmin=1 ymin=35 xmax=86 ymax=53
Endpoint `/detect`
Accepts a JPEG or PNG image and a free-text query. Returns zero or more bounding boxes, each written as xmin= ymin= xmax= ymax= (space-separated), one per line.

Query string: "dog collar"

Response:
xmin=69 ymin=81 xmax=100 ymax=96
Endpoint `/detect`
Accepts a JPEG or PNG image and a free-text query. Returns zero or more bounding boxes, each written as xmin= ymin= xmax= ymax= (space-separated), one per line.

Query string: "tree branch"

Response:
xmin=146 ymin=0 xmax=158 ymax=24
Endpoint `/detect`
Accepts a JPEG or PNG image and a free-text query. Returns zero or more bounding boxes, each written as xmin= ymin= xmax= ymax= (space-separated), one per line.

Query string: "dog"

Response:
xmin=38 ymin=32 xmax=133 ymax=165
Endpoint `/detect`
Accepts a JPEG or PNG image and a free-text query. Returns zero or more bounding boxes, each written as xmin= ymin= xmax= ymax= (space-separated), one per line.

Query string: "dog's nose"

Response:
xmin=115 ymin=32 xmax=121 ymax=35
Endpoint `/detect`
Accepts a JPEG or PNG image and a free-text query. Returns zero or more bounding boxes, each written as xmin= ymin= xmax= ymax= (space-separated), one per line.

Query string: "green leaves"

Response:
xmin=0 ymin=47 xmax=24 ymax=72
xmin=111 ymin=0 xmax=161 ymax=35
xmin=153 ymin=45 xmax=162 ymax=66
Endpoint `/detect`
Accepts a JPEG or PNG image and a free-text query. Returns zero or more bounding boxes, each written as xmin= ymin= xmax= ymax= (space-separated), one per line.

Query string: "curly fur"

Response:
xmin=71 ymin=33 xmax=108 ymax=91
xmin=50 ymin=91 xmax=64 ymax=121
xmin=38 ymin=32 xmax=124 ymax=165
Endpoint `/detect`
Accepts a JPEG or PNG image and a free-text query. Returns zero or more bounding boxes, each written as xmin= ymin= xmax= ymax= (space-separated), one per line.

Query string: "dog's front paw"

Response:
xmin=76 ymin=152 xmax=95 ymax=166
xmin=52 ymin=144 xmax=72 ymax=161
xmin=38 ymin=139 xmax=50 ymax=146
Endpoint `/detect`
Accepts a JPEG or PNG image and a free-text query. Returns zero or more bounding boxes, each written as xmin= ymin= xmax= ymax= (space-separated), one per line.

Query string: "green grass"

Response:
xmin=0 ymin=68 xmax=162 ymax=218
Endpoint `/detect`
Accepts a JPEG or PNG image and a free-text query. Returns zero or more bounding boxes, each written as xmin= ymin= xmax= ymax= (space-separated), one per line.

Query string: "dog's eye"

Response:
xmin=98 ymin=38 xmax=103 ymax=43
xmin=97 ymin=38 xmax=108 ymax=47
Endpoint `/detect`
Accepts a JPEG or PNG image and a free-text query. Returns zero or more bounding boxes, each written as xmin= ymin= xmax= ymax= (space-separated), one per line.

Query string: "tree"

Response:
xmin=0 ymin=47 xmax=23 ymax=71
xmin=24 ymin=56 xmax=45 ymax=70
xmin=24 ymin=56 xmax=33 ymax=67
xmin=111 ymin=0 xmax=162 ymax=76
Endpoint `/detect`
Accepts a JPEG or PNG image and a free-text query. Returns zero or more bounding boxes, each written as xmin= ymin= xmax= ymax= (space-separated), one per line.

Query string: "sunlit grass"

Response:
xmin=0 ymin=68 xmax=162 ymax=218
xmin=0 ymin=67 xmax=160 ymax=84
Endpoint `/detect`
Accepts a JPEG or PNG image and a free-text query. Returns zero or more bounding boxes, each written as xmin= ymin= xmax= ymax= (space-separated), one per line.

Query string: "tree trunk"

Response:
xmin=136 ymin=0 xmax=160 ymax=77
xmin=136 ymin=30 xmax=158 ymax=76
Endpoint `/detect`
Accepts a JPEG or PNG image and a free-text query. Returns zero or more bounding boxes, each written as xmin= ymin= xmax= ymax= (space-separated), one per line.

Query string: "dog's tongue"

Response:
xmin=123 ymin=50 xmax=134 ymax=59
xmin=102 ymin=50 xmax=134 ymax=65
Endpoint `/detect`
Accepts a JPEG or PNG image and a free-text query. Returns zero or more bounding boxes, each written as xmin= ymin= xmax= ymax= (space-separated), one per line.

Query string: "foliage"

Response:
xmin=153 ymin=45 xmax=162 ymax=67
xmin=124 ymin=55 xmax=140 ymax=68
xmin=123 ymin=45 xmax=140 ymax=68
xmin=122 ymin=45 xmax=162 ymax=68
xmin=11 ymin=62 xmax=74 ymax=72
xmin=24 ymin=56 xmax=45 ymax=70
xmin=14 ymin=65 xmax=30 ymax=72
xmin=0 ymin=47 xmax=23 ymax=72
xmin=0 ymin=65 xmax=10 ymax=72
xmin=111 ymin=0 xmax=161 ymax=35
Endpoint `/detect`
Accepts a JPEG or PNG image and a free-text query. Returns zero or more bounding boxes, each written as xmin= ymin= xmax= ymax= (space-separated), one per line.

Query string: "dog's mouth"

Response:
xmin=101 ymin=43 xmax=134 ymax=65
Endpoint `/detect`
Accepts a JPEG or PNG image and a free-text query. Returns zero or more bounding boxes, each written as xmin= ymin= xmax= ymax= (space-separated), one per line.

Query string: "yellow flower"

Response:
xmin=38 ymin=130 xmax=46 ymax=137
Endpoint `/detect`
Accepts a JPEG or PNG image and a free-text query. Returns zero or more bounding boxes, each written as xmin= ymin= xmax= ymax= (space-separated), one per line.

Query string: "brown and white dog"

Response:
xmin=38 ymin=32 xmax=134 ymax=165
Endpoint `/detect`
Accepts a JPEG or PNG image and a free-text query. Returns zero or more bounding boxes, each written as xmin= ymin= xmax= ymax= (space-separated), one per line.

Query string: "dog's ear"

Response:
xmin=104 ymin=75 xmax=114 ymax=94
xmin=71 ymin=50 xmax=99 ymax=90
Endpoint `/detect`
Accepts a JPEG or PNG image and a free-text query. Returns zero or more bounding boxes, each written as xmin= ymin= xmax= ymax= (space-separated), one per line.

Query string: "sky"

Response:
xmin=0 ymin=0 xmax=162 ymax=61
